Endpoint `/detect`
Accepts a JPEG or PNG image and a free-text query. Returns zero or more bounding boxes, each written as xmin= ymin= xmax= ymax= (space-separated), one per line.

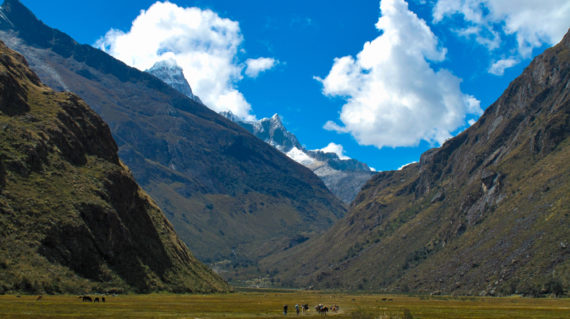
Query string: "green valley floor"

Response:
xmin=0 ymin=290 xmax=569 ymax=318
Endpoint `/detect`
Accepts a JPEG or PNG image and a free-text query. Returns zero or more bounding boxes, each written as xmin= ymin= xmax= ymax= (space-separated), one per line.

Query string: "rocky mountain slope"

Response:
xmin=221 ymin=111 xmax=375 ymax=203
xmin=145 ymin=60 xmax=375 ymax=205
xmin=146 ymin=59 xmax=201 ymax=103
xmin=0 ymin=41 xmax=228 ymax=294
xmin=0 ymin=0 xmax=345 ymax=276
xmin=261 ymin=30 xmax=570 ymax=296
xmin=143 ymin=40 xmax=374 ymax=205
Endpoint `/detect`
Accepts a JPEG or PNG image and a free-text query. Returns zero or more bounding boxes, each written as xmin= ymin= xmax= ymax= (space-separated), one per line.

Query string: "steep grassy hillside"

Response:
xmin=0 ymin=0 xmax=346 ymax=274
xmin=0 ymin=41 xmax=228 ymax=294
xmin=261 ymin=31 xmax=570 ymax=296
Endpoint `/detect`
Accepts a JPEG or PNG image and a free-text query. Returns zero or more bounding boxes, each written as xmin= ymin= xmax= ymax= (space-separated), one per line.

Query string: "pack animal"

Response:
xmin=315 ymin=304 xmax=329 ymax=316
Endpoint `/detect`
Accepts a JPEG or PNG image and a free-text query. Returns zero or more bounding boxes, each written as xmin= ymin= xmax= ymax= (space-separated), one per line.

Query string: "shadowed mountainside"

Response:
xmin=261 ymin=30 xmax=570 ymax=296
xmin=0 ymin=0 xmax=346 ymax=277
xmin=0 ymin=41 xmax=228 ymax=294
xmin=220 ymin=111 xmax=376 ymax=204
xmin=145 ymin=59 xmax=375 ymax=205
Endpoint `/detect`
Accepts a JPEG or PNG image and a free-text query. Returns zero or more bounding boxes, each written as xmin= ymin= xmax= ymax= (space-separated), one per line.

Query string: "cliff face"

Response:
xmin=0 ymin=0 xmax=346 ymax=277
xmin=0 ymin=41 xmax=228 ymax=294
xmin=261 ymin=31 xmax=570 ymax=296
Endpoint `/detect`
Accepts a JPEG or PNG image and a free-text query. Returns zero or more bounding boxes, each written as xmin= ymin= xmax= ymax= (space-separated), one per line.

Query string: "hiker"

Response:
xmin=295 ymin=304 xmax=300 ymax=315
xmin=283 ymin=304 xmax=288 ymax=315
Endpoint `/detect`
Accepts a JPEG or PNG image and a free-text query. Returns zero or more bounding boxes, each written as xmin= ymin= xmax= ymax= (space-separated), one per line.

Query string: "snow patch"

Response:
xmin=287 ymin=147 xmax=316 ymax=166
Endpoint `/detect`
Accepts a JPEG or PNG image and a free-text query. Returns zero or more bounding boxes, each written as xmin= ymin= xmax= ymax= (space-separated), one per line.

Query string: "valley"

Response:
xmin=0 ymin=291 xmax=569 ymax=318
xmin=0 ymin=0 xmax=345 ymax=275
xmin=0 ymin=0 xmax=568 ymax=304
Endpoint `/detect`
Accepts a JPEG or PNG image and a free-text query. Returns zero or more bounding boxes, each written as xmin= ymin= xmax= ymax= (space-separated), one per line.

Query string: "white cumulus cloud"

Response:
xmin=434 ymin=0 xmax=570 ymax=58
xmin=317 ymin=0 xmax=482 ymax=149
xmin=318 ymin=142 xmax=350 ymax=160
xmin=488 ymin=58 xmax=518 ymax=76
xmin=245 ymin=57 xmax=277 ymax=78
xmin=95 ymin=1 xmax=276 ymax=120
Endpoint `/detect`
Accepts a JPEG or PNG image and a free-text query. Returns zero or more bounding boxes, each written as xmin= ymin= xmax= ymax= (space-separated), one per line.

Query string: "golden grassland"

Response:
xmin=0 ymin=290 xmax=569 ymax=318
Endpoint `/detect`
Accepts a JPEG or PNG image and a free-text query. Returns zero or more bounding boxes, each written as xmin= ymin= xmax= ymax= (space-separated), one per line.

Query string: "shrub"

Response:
xmin=544 ymin=279 xmax=565 ymax=297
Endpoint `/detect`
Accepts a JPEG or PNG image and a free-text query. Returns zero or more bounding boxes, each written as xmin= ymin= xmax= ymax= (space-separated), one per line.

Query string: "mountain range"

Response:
xmin=0 ymin=0 xmax=346 ymax=281
xmin=0 ymin=0 xmax=567 ymax=296
xmin=220 ymin=112 xmax=376 ymax=204
xmin=260 ymin=29 xmax=570 ymax=296
xmin=145 ymin=58 xmax=375 ymax=204
xmin=0 ymin=40 xmax=227 ymax=294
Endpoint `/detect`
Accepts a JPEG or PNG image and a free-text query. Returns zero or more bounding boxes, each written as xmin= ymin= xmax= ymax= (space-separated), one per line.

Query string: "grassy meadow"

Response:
xmin=0 ymin=290 xmax=569 ymax=318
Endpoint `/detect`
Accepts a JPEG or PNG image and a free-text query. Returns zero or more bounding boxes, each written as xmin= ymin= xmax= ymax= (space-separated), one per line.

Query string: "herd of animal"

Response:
xmin=314 ymin=303 xmax=339 ymax=315
xmin=32 ymin=295 xmax=107 ymax=303
xmin=79 ymin=295 xmax=105 ymax=303
xmin=35 ymin=295 xmax=342 ymax=315
xmin=284 ymin=303 xmax=340 ymax=316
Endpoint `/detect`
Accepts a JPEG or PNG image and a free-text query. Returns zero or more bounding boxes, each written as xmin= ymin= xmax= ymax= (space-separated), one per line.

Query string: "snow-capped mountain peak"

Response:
xmin=147 ymin=66 xmax=375 ymax=203
xmin=220 ymin=112 xmax=376 ymax=203
xmin=270 ymin=113 xmax=281 ymax=123
xmin=146 ymin=59 xmax=201 ymax=103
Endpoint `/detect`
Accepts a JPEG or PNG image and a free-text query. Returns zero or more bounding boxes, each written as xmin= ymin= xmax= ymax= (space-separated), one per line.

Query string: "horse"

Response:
xmin=302 ymin=304 xmax=309 ymax=313
xmin=94 ymin=297 xmax=100 ymax=302
xmin=36 ymin=295 xmax=42 ymax=301
xmin=81 ymin=296 xmax=92 ymax=302
xmin=102 ymin=297 xmax=106 ymax=303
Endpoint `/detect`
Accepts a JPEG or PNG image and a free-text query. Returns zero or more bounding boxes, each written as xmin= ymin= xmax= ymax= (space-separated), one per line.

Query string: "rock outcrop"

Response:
xmin=146 ymin=59 xmax=201 ymax=103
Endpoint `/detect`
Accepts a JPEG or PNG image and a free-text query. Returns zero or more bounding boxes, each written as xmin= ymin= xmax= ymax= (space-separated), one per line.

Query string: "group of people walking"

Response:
xmin=283 ymin=303 xmax=305 ymax=315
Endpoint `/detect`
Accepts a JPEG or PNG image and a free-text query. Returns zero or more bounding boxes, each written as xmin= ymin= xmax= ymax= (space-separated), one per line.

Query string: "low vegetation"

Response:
xmin=0 ymin=291 xmax=569 ymax=318
xmin=0 ymin=40 xmax=227 ymax=294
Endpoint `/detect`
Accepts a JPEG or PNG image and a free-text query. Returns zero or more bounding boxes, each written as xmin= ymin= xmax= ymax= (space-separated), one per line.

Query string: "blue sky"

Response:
xmin=21 ymin=0 xmax=569 ymax=171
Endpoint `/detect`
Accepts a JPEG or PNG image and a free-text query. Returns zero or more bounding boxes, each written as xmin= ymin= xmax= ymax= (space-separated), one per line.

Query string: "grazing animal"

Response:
xmin=94 ymin=297 xmax=99 ymax=302
xmin=302 ymin=304 xmax=309 ymax=313
xmin=82 ymin=296 xmax=92 ymax=302
xmin=36 ymin=295 xmax=42 ymax=301
xmin=102 ymin=297 xmax=106 ymax=303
